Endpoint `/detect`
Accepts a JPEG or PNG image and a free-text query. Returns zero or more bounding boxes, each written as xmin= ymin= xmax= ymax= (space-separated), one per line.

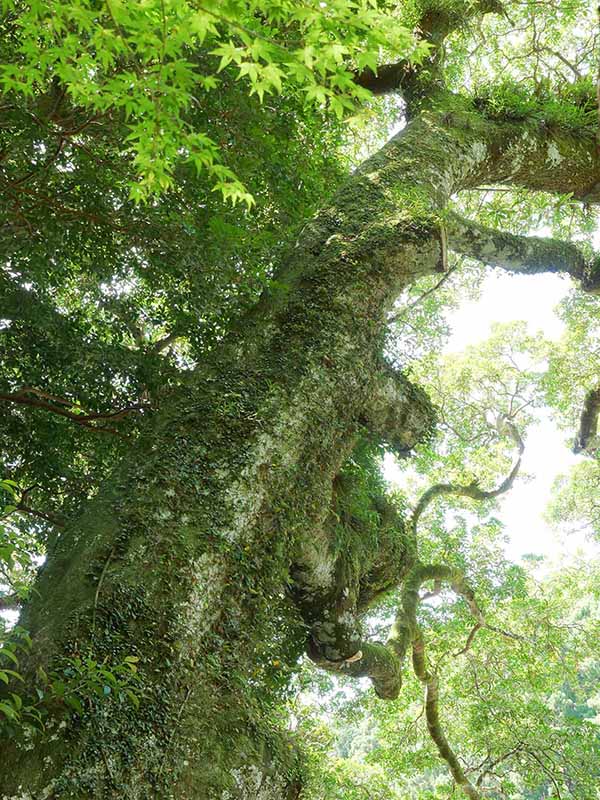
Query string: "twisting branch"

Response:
xmin=411 ymin=416 xmax=524 ymax=532
xmin=412 ymin=630 xmax=482 ymax=800
xmin=309 ymin=553 xmax=524 ymax=796
xmin=392 ymin=561 xmax=524 ymax=798
xmin=0 ymin=386 xmax=151 ymax=436
xmin=386 ymin=563 xmax=485 ymax=798
xmin=308 ymin=417 xmax=526 ymax=796
xmin=416 ymin=563 xmax=525 ymax=650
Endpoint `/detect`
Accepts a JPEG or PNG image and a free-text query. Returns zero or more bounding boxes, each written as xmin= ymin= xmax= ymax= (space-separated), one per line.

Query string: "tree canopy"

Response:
xmin=1 ymin=0 xmax=600 ymax=798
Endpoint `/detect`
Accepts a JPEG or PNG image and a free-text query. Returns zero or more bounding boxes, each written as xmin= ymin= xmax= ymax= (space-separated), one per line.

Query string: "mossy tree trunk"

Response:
xmin=1 ymin=102 xmax=600 ymax=799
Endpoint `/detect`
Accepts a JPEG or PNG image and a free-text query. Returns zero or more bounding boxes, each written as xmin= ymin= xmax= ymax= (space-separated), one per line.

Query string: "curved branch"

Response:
xmin=307 ymin=637 xmax=402 ymax=700
xmin=407 ymin=565 xmax=521 ymax=797
xmin=389 ymin=263 xmax=459 ymax=323
xmin=412 ymin=418 xmax=524 ymax=532
xmin=412 ymin=631 xmax=482 ymax=800
xmin=454 ymin=622 xmax=483 ymax=657
xmin=416 ymin=563 xmax=525 ymax=647
xmin=391 ymin=563 xmax=484 ymax=798
xmin=308 ymin=554 xmax=522 ymax=797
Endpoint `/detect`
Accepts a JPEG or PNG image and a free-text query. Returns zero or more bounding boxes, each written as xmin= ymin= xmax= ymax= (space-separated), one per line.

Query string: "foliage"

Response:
xmin=300 ymin=549 xmax=600 ymax=799
xmin=300 ymin=319 xmax=600 ymax=798
xmin=0 ymin=0 xmax=427 ymax=202
xmin=1 ymin=0 xmax=600 ymax=796
xmin=0 ymin=624 xmax=142 ymax=734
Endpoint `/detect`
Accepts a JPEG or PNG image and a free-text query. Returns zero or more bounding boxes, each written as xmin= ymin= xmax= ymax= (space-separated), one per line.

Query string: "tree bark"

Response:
xmin=2 ymin=100 xmax=600 ymax=798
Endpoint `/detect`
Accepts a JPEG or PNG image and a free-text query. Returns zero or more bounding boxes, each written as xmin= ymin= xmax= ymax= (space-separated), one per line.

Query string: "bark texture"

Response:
xmin=2 ymin=90 xmax=600 ymax=799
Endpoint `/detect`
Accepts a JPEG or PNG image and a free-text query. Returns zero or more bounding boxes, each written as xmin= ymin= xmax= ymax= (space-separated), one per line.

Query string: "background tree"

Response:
xmin=1 ymin=0 xmax=600 ymax=797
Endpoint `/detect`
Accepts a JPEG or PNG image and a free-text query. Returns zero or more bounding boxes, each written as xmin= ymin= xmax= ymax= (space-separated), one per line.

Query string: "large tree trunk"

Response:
xmin=1 ymin=105 xmax=599 ymax=798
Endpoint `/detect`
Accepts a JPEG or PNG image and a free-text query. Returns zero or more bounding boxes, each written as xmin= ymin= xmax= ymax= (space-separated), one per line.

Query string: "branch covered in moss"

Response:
xmin=412 ymin=631 xmax=482 ymax=800
xmin=360 ymin=366 xmax=436 ymax=457
xmin=354 ymin=0 xmax=505 ymax=99
xmin=573 ymin=385 xmax=600 ymax=453
xmin=446 ymin=212 xmax=600 ymax=289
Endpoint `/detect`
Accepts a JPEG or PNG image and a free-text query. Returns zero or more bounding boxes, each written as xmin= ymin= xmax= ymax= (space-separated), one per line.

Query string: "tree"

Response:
xmin=0 ymin=0 xmax=599 ymax=797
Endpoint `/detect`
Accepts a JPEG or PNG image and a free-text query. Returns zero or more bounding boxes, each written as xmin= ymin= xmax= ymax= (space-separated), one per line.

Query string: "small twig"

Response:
xmin=389 ymin=264 xmax=458 ymax=323
xmin=475 ymin=743 xmax=524 ymax=788
xmin=454 ymin=622 xmax=483 ymax=657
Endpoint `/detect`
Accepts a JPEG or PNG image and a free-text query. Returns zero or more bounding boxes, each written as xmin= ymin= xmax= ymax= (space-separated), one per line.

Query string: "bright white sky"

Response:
xmin=384 ymin=270 xmax=600 ymax=566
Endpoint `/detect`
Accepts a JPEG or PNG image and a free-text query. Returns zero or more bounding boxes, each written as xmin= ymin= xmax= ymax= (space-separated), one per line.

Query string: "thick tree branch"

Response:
xmin=354 ymin=61 xmax=414 ymax=97
xmin=360 ymin=366 xmax=435 ymax=457
xmin=354 ymin=0 xmax=505 ymax=99
xmin=446 ymin=212 xmax=599 ymax=289
xmin=573 ymin=385 xmax=600 ymax=454
xmin=307 ymin=638 xmax=402 ymax=700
